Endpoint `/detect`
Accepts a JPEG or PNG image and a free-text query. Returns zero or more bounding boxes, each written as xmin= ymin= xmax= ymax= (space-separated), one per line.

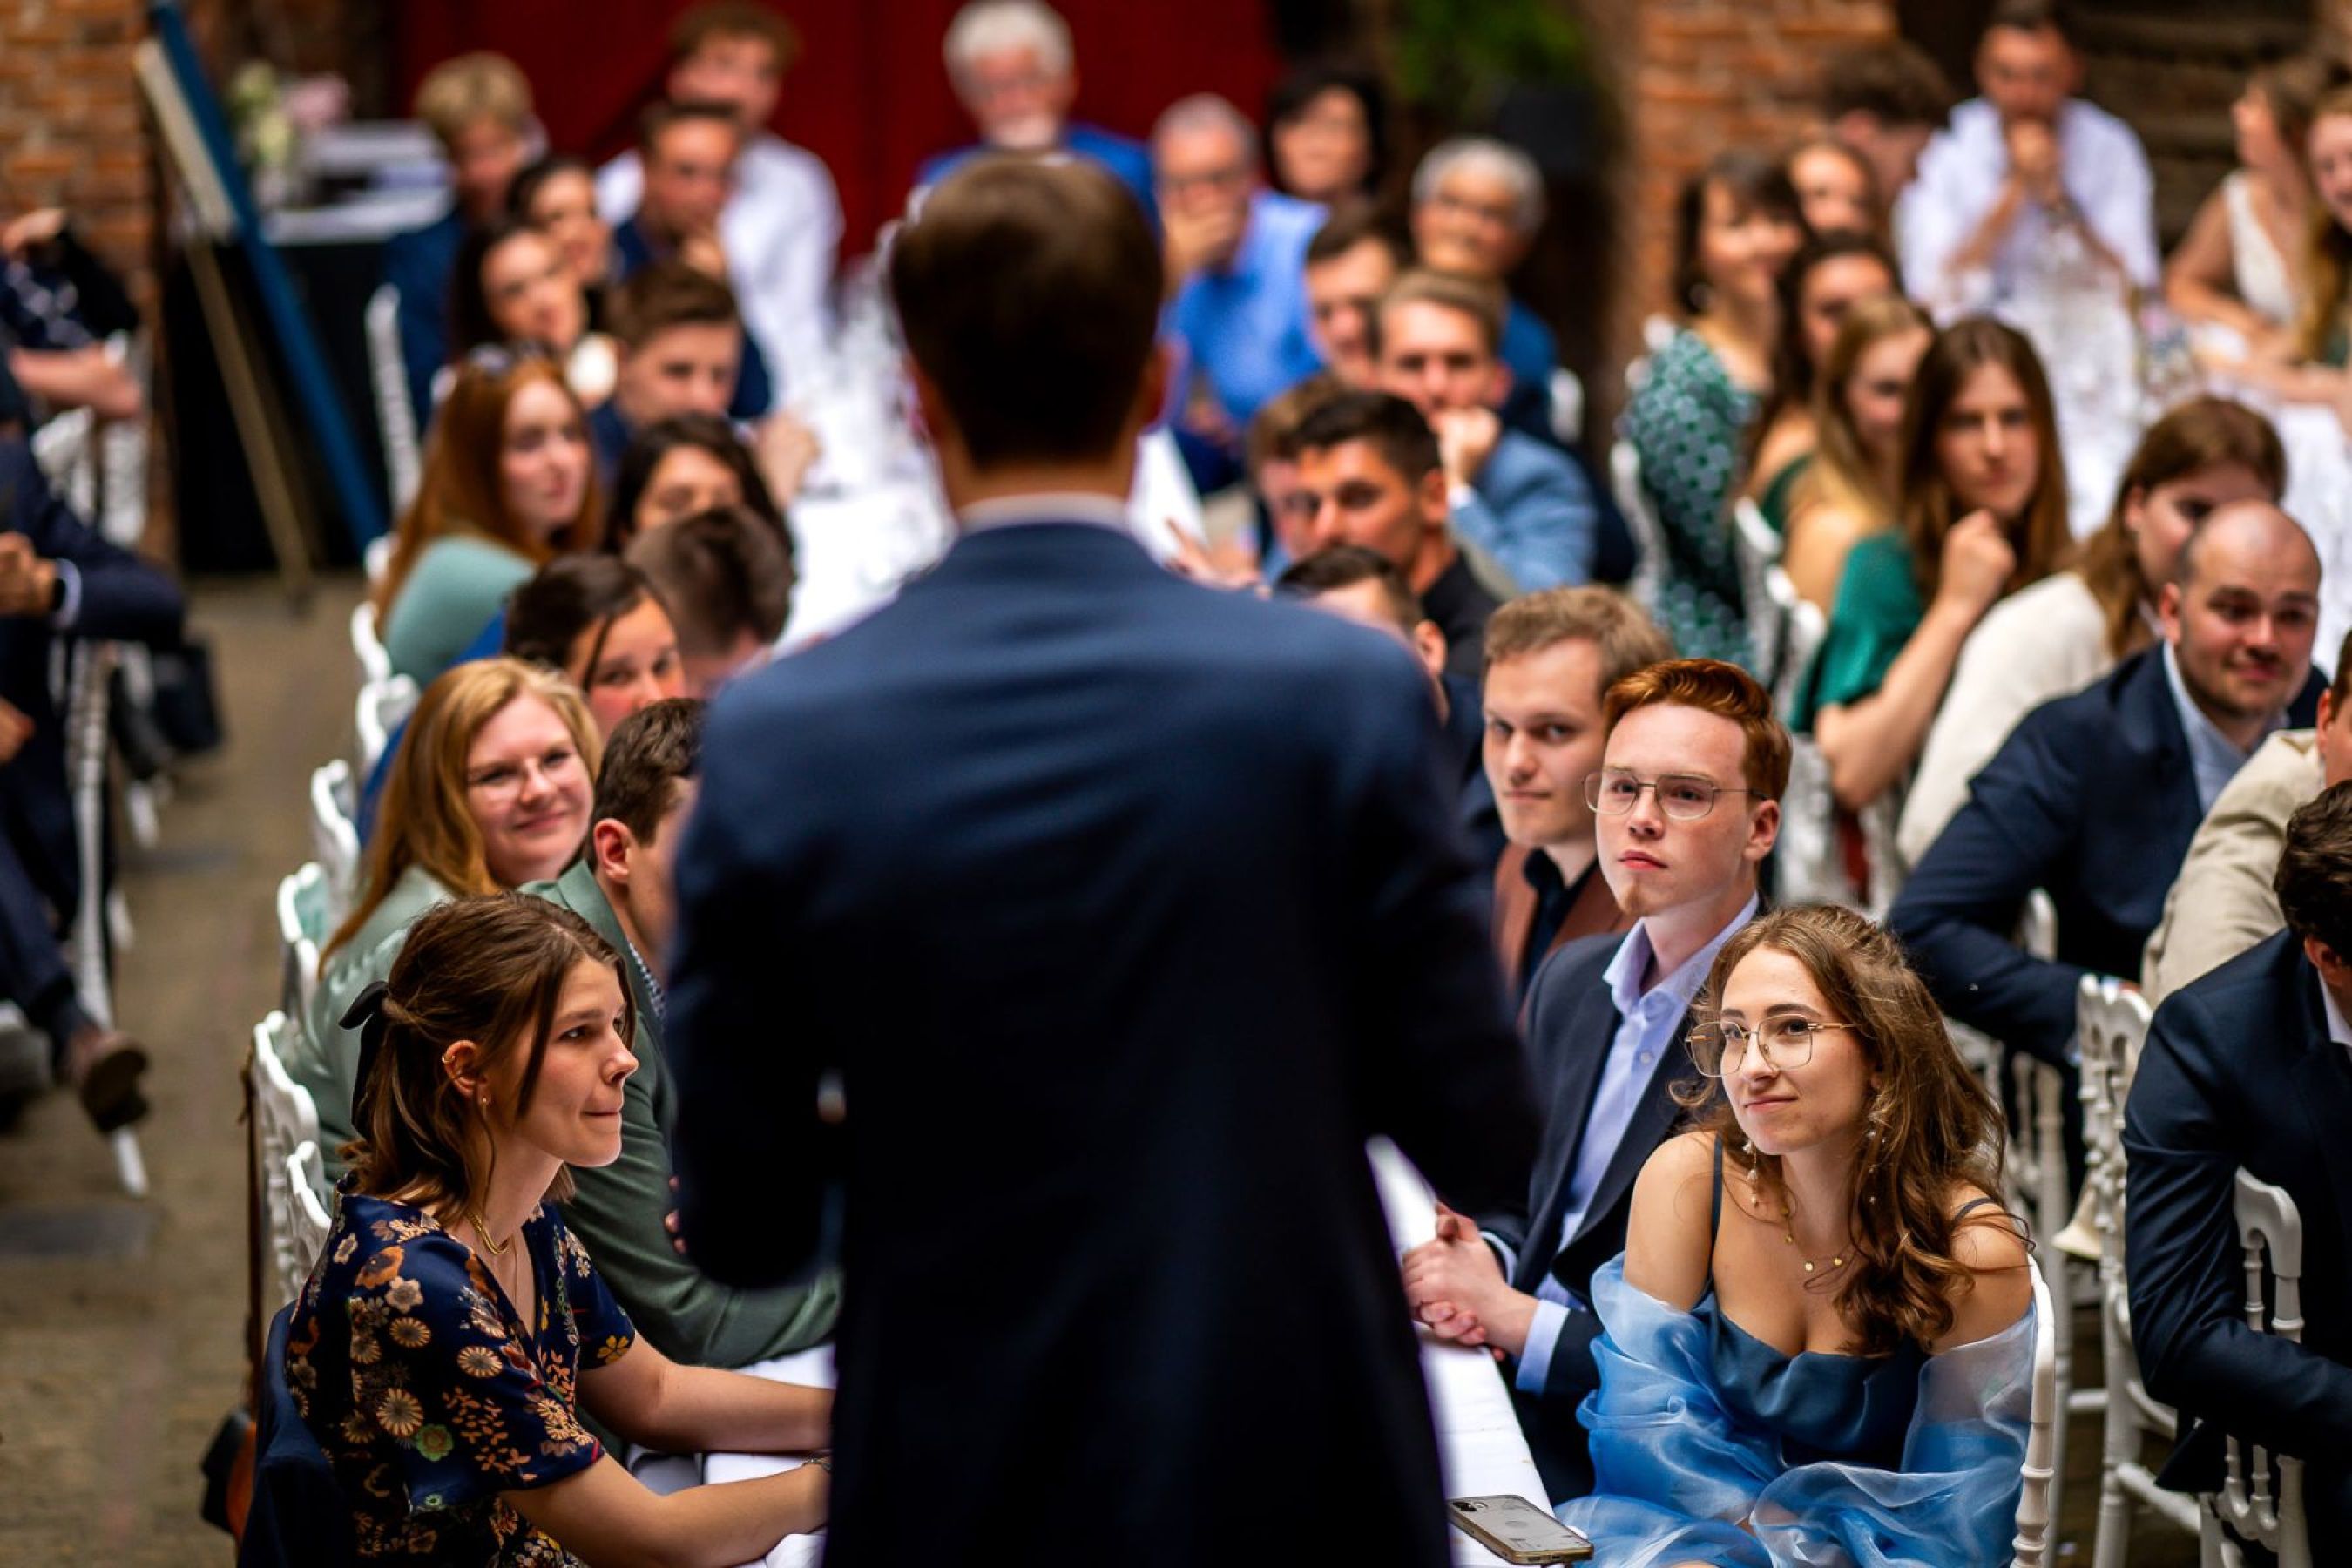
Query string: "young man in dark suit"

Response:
xmin=1892 ymin=500 xmax=2324 ymax=1067
xmin=666 ymin=155 xmax=1539 ymax=1568
xmin=1401 ymin=658 xmax=1785 ymax=1503
xmin=2126 ymin=781 xmax=2352 ymax=1545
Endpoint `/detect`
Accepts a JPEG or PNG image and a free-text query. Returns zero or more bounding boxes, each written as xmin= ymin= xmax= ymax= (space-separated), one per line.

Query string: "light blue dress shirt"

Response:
xmin=1515 ymin=895 xmax=1760 ymax=1395
xmin=1166 ymin=189 xmax=1327 ymax=429
xmin=2160 ymin=641 xmax=2278 ymax=814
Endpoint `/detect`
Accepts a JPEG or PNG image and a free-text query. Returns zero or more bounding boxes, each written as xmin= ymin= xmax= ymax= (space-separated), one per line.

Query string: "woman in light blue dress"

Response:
xmin=1559 ymin=905 xmax=2035 ymax=1567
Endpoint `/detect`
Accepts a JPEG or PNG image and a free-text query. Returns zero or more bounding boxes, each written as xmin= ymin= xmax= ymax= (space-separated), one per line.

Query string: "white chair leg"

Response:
xmin=111 ymin=1125 xmax=148 ymax=1197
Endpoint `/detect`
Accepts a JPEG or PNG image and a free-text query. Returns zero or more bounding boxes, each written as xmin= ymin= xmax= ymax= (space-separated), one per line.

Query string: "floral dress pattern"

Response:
xmin=284 ymin=1186 xmax=637 ymax=1564
xmin=1624 ymin=327 xmax=1758 ymax=668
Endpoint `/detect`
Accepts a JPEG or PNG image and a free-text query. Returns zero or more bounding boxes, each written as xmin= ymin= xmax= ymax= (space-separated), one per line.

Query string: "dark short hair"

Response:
xmin=609 ymin=260 xmax=742 ymax=348
xmin=2331 ymin=627 xmax=2352 ymax=712
xmin=610 ymin=413 xmax=784 ymax=548
xmin=669 ymin=1 xmax=800 ymax=70
xmin=889 ymin=156 xmax=1164 ymax=468
xmin=1986 ymin=0 xmax=2074 ymax=44
xmin=1673 ymin=152 xmax=1801 ymax=316
xmin=1290 ymin=390 xmax=1441 ymax=487
xmin=1264 ymin=62 xmax=1388 ymax=195
xmin=504 ymin=555 xmax=665 ymax=673
xmin=625 ymin=504 xmax=794 ymax=653
xmin=508 ymin=153 xmax=597 ymax=224
xmin=639 ymin=98 xmax=742 ymax=158
xmin=2277 ymin=781 xmax=2352 ymax=957
xmin=1275 ymin=544 xmax=1421 ymax=631
xmin=1820 ymin=41 xmax=1954 ymax=126
xmin=1306 ymin=202 xmax=1409 ymax=269
xmin=592 ymin=697 xmax=704 ymax=845
xmin=1244 ymin=371 xmax=1347 ymax=480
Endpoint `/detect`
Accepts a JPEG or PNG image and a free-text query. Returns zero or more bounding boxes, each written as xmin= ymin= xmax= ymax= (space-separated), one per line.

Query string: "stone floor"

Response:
xmin=0 ymin=570 xmax=2210 ymax=1563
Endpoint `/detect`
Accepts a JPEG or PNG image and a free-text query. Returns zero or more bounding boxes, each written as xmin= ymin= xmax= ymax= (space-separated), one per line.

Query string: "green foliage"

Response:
xmin=1389 ymin=0 xmax=1588 ymax=113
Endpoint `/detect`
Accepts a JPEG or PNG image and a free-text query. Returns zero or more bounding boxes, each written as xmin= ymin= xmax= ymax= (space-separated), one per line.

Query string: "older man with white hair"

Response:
xmin=1155 ymin=92 xmax=1326 ymax=476
xmin=917 ymin=0 xmax=1157 ymax=220
xmin=1409 ymin=137 xmax=1558 ymax=443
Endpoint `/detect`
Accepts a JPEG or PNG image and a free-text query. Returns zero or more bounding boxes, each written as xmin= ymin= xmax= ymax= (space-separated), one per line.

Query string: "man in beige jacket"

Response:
xmin=2143 ymin=632 xmax=2352 ymax=1001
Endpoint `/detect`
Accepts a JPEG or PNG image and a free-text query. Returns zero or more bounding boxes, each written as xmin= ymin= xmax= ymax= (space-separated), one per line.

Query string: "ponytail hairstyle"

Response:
xmin=342 ymin=893 xmax=632 ymax=1210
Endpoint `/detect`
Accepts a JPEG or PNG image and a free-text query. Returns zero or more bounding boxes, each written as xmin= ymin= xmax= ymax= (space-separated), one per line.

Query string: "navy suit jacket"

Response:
xmin=381 ymin=207 xmax=463 ymax=435
xmin=1890 ymin=646 xmax=2323 ymax=1064
xmin=0 ymin=438 xmax=182 ymax=909
xmin=667 ymin=519 xmax=1538 ymax=1567
xmin=1483 ymin=928 xmax=1707 ymax=1502
xmin=2125 ymin=930 xmax=2352 ymax=1542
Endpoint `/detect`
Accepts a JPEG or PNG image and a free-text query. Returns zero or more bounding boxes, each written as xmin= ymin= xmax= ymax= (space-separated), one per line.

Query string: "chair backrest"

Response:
xmin=1773 ymin=737 xmax=1860 ymax=910
xmin=30 ymin=405 xmax=97 ymax=514
xmin=2011 ymin=1254 xmax=2060 ymax=1565
xmin=287 ymin=1141 xmax=333 ymax=1286
xmin=348 ymin=600 xmax=390 ymax=689
xmin=275 ymin=863 xmax=328 ymax=1027
xmin=1548 ymin=367 xmax=1585 ymax=449
xmin=1730 ymin=496 xmax=1785 ymax=688
xmin=1610 ymin=439 xmax=1670 ymax=615
xmin=2201 ymin=1171 xmax=2313 ymax=1568
xmin=1770 ymin=576 xmax=1825 ymax=719
xmin=251 ymin=1012 xmax=323 ymax=1314
xmin=364 ymin=282 xmax=422 ymax=515
xmin=2077 ymin=976 xmax=2153 ymax=1255
xmin=354 ymin=675 xmax=418 ymax=775
xmin=308 ymin=760 xmax=361 ymax=922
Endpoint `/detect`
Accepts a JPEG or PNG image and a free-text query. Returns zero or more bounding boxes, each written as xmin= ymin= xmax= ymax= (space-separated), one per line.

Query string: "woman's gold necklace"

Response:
xmin=1747 ymin=1166 xmax=1848 ymax=1274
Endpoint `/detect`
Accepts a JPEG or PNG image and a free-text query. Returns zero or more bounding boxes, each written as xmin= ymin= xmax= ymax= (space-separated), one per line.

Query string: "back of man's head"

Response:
xmin=610 ymin=260 xmax=743 ymax=350
xmin=2278 ymin=781 xmax=2352 ymax=963
xmin=889 ymin=157 xmax=1162 ymax=470
xmin=1602 ymin=658 xmax=1792 ymax=800
xmin=1487 ymin=587 xmax=1673 ymax=691
xmin=1820 ymin=41 xmax=1954 ymax=128
xmin=1290 ymin=389 xmax=1442 ymax=487
xmin=595 ymin=697 xmax=704 ymax=845
xmin=1275 ymin=544 xmax=1422 ymax=633
xmin=625 ymin=504 xmax=793 ymax=684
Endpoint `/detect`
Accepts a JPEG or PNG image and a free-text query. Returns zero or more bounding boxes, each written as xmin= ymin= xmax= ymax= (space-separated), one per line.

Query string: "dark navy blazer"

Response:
xmin=667 ymin=518 xmax=1539 ymax=1566
xmin=1890 ymin=645 xmax=2323 ymax=1064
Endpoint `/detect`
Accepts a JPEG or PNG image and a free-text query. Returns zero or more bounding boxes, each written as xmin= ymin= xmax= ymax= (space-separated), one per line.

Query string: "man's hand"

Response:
xmin=0 ymin=208 xmax=64 ymax=258
xmin=753 ymin=411 xmax=822 ymax=506
xmin=0 ymin=698 xmax=34 ymax=767
xmin=1431 ymin=407 xmax=1501 ymax=490
xmin=2004 ymin=118 xmax=2063 ymax=206
xmin=679 ymin=227 xmax=729 ymax=280
xmin=1162 ymin=205 xmax=1244 ymax=286
xmin=1401 ymin=1205 xmax=1537 ymax=1358
xmin=0 ymin=536 xmax=59 ymax=619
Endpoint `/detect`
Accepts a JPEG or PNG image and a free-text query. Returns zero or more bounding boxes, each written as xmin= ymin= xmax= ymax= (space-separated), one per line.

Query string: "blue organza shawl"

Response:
xmin=1555 ymin=1255 xmax=2033 ymax=1568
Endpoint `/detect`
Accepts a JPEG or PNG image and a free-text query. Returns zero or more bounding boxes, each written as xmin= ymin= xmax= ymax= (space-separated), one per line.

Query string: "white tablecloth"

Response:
xmin=704 ymin=1142 xmax=1544 ymax=1567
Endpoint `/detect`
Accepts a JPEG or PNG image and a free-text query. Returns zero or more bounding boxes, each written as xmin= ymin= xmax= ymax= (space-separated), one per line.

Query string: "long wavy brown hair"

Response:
xmin=1893 ymin=317 xmax=2070 ymax=604
xmin=1793 ymin=294 xmax=1933 ymax=531
xmin=2298 ymin=86 xmax=2352 ymax=364
xmin=345 ymin=893 xmax=633 ymax=1207
xmin=1681 ymin=904 xmax=2016 ymax=1357
xmin=2068 ymin=397 xmax=2285 ymax=659
xmin=322 ymin=658 xmax=600 ymax=964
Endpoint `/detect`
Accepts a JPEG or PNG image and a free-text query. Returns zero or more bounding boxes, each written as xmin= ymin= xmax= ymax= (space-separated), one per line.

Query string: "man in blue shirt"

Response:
xmin=1155 ymin=93 xmax=1324 ymax=490
xmin=382 ymin=53 xmax=536 ymax=431
xmin=1375 ymin=267 xmax=1601 ymax=591
xmin=1399 ymin=658 xmax=1786 ymax=1503
xmin=918 ymin=1 xmax=1156 ymax=223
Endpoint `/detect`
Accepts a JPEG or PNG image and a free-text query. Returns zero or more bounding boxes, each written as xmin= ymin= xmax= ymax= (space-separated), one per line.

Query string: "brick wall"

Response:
xmin=0 ymin=0 xmax=155 ymax=315
xmin=1580 ymin=0 xmax=1900 ymax=416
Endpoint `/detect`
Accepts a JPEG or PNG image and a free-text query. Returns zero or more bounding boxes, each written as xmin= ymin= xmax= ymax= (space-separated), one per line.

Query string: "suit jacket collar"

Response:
xmin=2281 ymin=944 xmax=2352 ymax=1254
xmin=1490 ymin=845 xmax=1624 ymax=988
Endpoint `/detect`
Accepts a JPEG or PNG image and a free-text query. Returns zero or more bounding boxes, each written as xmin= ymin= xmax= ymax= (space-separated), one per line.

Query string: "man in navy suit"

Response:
xmin=0 ymin=436 xmax=181 ymax=1130
xmin=666 ymin=156 xmax=1539 ymax=1568
xmin=1400 ymin=658 xmax=1786 ymax=1503
xmin=2126 ymin=782 xmax=2352 ymax=1545
xmin=1892 ymin=500 xmax=2324 ymax=1066
xmin=1375 ymin=267 xmax=1605 ymax=591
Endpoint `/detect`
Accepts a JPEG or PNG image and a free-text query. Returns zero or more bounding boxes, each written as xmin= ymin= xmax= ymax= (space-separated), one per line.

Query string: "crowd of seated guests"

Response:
xmin=226 ymin=0 xmax=2352 ymax=1558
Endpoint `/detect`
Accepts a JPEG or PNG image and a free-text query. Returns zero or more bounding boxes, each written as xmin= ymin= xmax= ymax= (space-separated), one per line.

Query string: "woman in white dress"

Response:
xmin=2166 ymin=55 xmax=2338 ymax=351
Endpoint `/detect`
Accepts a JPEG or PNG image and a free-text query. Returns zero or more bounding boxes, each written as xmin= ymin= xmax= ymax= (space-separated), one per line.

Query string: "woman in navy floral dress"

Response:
xmin=287 ymin=894 xmax=832 ymax=1565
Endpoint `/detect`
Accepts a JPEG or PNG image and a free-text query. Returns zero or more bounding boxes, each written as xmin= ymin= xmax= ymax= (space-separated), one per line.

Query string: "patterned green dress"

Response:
xmin=1624 ymin=328 xmax=1760 ymax=667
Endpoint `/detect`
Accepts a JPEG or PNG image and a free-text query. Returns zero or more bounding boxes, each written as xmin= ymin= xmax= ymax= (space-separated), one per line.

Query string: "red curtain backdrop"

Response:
xmin=395 ymin=0 xmax=1286 ymax=260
